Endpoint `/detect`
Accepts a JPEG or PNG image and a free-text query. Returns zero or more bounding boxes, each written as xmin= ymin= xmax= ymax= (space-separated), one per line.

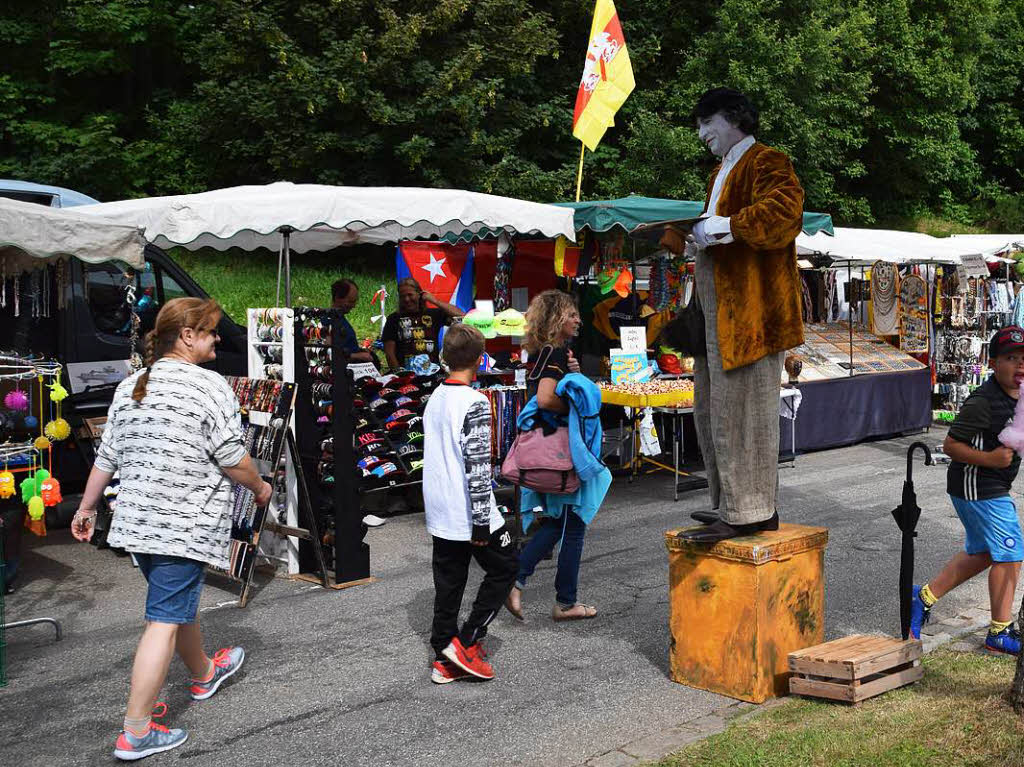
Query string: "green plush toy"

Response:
xmin=21 ymin=468 xmax=50 ymax=504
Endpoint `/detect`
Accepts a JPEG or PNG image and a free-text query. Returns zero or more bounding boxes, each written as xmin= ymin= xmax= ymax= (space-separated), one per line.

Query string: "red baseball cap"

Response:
xmin=989 ymin=326 xmax=1024 ymax=358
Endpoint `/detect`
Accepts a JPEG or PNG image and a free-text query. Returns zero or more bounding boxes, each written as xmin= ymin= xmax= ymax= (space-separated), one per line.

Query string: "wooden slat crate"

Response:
xmin=788 ymin=634 xmax=923 ymax=704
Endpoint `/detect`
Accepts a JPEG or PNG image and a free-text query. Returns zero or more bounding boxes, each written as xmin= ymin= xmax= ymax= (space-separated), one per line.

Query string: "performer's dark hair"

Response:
xmin=691 ymin=88 xmax=759 ymax=135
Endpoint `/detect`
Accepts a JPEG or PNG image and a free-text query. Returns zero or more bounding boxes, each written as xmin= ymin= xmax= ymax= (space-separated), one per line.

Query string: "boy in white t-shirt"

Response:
xmin=422 ymin=323 xmax=518 ymax=683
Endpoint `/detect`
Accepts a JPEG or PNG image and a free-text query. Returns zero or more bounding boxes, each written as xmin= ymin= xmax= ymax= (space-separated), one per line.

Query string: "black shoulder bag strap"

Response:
xmin=528 ymin=344 xmax=555 ymax=383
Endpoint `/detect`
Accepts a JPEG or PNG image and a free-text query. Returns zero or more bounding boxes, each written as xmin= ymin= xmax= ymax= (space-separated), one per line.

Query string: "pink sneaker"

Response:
xmin=190 ymin=646 xmax=245 ymax=700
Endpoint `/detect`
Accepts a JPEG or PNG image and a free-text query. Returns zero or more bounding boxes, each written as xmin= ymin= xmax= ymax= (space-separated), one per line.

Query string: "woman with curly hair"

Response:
xmin=506 ymin=290 xmax=603 ymax=622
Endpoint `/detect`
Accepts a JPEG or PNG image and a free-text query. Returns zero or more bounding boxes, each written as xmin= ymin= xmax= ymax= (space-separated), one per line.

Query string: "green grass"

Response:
xmin=169 ymin=245 xmax=393 ymax=343
xmin=879 ymin=215 xmax=990 ymax=238
xmin=653 ymin=648 xmax=1024 ymax=767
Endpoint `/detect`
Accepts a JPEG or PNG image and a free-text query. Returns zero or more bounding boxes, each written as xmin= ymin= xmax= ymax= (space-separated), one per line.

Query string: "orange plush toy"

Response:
xmin=40 ymin=476 xmax=62 ymax=507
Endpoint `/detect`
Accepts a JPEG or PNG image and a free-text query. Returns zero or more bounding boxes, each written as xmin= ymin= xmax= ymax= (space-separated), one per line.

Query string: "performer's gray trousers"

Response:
xmin=693 ymin=248 xmax=782 ymax=525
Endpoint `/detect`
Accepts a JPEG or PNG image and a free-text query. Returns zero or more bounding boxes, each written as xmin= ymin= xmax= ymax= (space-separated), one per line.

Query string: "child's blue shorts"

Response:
xmin=949 ymin=495 xmax=1024 ymax=563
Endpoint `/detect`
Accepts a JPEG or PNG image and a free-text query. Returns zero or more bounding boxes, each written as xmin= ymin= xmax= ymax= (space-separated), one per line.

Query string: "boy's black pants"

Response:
xmin=431 ymin=524 xmax=518 ymax=659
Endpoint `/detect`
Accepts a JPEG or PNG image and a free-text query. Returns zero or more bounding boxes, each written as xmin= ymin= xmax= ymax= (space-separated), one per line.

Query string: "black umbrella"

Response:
xmin=891 ymin=441 xmax=934 ymax=640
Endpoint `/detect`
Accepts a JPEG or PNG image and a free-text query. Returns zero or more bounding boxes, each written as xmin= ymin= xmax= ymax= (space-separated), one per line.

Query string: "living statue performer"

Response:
xmin=661 ymin=88 xmax=805 ymax=543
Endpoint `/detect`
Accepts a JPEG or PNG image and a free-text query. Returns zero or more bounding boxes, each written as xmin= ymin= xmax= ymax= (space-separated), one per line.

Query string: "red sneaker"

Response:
xmin=430 ymin=659 xmax=471 ymax=684
xmin=442 ymin=637 xmax=494 ymax=680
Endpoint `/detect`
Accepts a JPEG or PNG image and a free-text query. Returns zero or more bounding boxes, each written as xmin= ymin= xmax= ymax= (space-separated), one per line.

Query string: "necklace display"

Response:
xmin=899 ymin=274 xmax=928 ymax=353
xmin=871 ymin=260 xmax=900 ymax=336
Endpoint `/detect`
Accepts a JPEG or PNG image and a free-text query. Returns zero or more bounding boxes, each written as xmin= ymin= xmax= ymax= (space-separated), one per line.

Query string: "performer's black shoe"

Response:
xmin=689 ymin=510 xmax=719 ymax=526
xmin=677 ymin=511 xmax=780 ymax=542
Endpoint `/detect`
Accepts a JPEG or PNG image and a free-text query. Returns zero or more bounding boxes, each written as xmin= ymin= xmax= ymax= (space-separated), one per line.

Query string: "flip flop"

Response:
xmin=551 ymin=603 xmax=597 ymax=621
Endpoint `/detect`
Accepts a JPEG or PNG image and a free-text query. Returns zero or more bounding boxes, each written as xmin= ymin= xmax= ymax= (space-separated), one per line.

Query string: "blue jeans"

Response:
xmin=516 ymin=509 xmax=587 ymax=607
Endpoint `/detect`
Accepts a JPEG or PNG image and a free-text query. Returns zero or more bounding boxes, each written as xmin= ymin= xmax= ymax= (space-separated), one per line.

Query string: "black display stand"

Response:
xmin=294 ymin=310 xmax=370 ymax=585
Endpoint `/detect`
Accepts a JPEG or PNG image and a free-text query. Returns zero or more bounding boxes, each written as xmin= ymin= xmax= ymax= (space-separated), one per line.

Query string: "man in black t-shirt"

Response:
xmin=910 ymin=326 xmax=1024 ymax=656
xmin=382 ymin=278 xmax=465 ymax=370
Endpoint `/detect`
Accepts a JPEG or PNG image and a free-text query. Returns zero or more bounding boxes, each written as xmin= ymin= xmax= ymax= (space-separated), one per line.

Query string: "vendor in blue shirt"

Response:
xmin=331 ymin=279 xmax=374 ymax=363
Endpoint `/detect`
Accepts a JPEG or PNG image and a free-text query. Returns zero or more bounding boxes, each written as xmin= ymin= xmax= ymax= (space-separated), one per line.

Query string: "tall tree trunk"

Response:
xmin=1011 ymin=596 xmax=1024 ymax=713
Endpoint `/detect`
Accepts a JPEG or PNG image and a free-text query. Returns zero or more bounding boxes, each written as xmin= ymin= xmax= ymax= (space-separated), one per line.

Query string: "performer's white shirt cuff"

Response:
xmin=701 ymin=215 xmax=734 ymax=245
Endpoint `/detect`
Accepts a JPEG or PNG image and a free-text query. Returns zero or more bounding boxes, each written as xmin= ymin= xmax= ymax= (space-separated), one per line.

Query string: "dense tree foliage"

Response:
xmin=2 ymin=0 xmax=1023 ymax=227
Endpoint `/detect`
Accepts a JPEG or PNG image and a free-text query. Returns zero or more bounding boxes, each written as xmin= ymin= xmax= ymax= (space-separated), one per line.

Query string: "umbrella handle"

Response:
xmin=906 ymin=441 xmax=934 ymax=482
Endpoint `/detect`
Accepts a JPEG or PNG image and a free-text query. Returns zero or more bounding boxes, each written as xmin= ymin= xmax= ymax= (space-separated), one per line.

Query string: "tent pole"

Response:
xmin=848 ymin=261 xmax=853 ymax=377
xmin=631 ymin=238 xmax=638 ymax=322
xmin=276 ymin=239 xmax=284 ymax=308
xmin=279 ymin=226 xmax=294 ymax=306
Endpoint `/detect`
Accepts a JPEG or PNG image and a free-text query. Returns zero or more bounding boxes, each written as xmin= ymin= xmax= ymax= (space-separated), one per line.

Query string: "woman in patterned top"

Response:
xmin=72 ymin=298 xmax=272 ymax=761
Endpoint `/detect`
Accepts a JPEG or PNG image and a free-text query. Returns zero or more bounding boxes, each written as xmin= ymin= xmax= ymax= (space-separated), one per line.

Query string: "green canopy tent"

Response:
xmin=552 ymin=195 xmax=833 ymax=236
xmin=552 ymin=195 xmax=833 ymax=325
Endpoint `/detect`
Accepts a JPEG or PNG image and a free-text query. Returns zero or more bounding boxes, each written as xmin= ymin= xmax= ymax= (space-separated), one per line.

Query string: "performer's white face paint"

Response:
xmin=697 ymin=112 xmax=747 ymax=158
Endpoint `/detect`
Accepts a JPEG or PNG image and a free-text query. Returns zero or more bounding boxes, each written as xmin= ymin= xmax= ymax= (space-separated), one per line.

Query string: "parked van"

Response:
xmin=0 ymin=180 xmax=248 ymax=490
xmin=0 ymin=180 xmax=247 ymax=387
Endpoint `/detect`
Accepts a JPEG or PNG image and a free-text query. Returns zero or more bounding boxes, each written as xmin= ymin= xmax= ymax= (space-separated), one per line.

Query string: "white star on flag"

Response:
xmin=420 ymin=253 xmax=447 ymax=283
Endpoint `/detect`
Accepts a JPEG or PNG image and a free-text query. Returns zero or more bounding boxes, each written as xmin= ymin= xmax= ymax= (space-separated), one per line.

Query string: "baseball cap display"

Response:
xmin=398 ymin=443 xmax=423 ymax=460
xmin=464 ymin=308 xmax=497 ymax=339
xmin=405 ymin=430 xmax=424 ymax=444
xmin=408 ymin=354 xmax=440 ymax=377
xmin=403 ymin=416 xmax=423 ymax=431
xmin=398 ymin=384 xmax=419 ymax=395
xmin=357 ymin=456 xmax=386 ymax=471
xmin=494 ymin=308 xmax=527 ymax=336
xmin=989 ymin=326 xmax=1024 ymax=357
xmin=371 ymin=462 xmax=404 ymax=479
xmin=385 ymin=419 xmax=410 ymax=432
xmin=361 ymin=441 xmax=388 ymax=455
xmin=357 ymin=431 xmax=385 ymax=447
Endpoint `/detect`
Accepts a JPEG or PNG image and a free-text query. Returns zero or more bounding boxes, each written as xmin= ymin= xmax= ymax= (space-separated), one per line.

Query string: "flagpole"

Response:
xmin=574 ymin=142 xmax=585 ymax=202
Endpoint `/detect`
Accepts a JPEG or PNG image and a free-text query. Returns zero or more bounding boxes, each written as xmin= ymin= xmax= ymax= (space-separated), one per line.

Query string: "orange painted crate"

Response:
xmin=665 ymin=524 xmax=828 ymax=703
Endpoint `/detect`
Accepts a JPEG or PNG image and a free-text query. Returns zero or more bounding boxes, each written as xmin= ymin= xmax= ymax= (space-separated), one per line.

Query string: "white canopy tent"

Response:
xmin=0 ymin=196 xmax=146 ymax=271
xmin=796 ymin=227 xmax=1009 ymax=265
xmin=950 ymin=234 xmax=1024 ymax=256
xmin=76 ymin=182 xmax=578 ymax=304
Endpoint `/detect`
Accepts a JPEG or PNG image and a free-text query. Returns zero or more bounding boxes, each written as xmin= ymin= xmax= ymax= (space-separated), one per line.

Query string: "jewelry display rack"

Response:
xmin=222 ymin=376 xmax=328 ymax=606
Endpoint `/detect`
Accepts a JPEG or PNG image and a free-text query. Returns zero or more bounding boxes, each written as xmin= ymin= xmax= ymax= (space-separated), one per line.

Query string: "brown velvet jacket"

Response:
xmin=704 ymin=142 xmax=805 ymax=371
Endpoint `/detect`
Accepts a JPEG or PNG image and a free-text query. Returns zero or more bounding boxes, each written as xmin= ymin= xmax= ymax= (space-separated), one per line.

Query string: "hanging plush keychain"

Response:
xmin=40 ymin=474 xmax=62 ymax=507
xmin=4 ymin=383 xmax=28 ymax=413
xmin=43 ymin=373 xmax=70 ymax=442
xmin=33 ymin=374 xmax=51 ymax=450
xmin=0 ymin=460 xmax=15 ymax=499
xmin=21 ymin=459 xmax=48 ymax=536
xmin=23 ymin=380 xmax=37 ymax=430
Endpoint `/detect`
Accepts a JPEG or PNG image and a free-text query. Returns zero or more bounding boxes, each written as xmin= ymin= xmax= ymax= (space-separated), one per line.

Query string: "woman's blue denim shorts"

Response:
xmin=134 ymin=554 xmax=206 ymax=624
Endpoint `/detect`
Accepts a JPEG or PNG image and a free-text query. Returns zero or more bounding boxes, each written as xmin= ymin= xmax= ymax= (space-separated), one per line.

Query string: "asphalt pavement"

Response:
xmin=2 ymin=427 xmax=1022 ymax=767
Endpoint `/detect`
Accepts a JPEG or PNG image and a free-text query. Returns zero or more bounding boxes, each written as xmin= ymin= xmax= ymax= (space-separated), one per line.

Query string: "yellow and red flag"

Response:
xmin=572 ymin=0 xmax=635 ymax=152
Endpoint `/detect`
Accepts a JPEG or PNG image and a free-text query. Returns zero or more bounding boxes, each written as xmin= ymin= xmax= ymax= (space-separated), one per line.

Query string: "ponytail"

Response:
xmin=130 ymin=298 xmax=223 ymax=403
xmin=131 ymin=330 xmax=159 ymax=403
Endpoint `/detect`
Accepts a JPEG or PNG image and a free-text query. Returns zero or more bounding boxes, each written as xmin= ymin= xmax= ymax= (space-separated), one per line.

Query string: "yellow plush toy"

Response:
xmin=0 ymin=470 xmax=15 ymax=499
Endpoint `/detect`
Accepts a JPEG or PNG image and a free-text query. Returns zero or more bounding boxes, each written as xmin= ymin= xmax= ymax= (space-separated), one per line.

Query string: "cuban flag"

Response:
xmin=395 ymin=242 xmax=475 ymax=312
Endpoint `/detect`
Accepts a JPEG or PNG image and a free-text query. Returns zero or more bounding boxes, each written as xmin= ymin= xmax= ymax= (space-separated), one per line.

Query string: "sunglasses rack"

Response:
xmin=245 ymin=309 xmax=299 ymax=574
